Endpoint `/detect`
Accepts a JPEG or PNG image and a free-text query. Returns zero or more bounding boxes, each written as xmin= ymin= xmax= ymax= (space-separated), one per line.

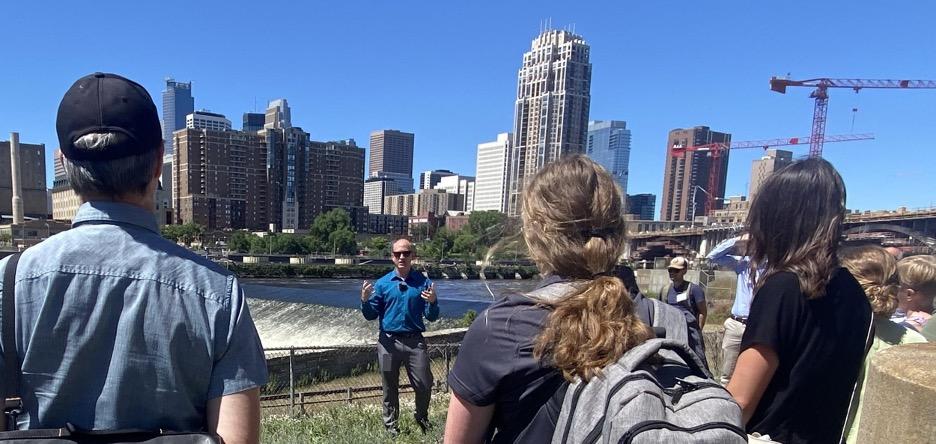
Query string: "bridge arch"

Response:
xmin=844 ymin=224 xmax=935 ymax=252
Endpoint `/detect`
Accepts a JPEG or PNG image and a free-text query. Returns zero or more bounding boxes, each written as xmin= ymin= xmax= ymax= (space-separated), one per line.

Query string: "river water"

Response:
xmin=243 ymin=278 xmax=540 ymax=348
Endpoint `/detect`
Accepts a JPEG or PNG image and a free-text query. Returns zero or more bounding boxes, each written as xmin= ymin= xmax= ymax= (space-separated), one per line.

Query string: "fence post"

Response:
xmin=346 ymin=387 xmax=353 ymax=405
xmin=299 ymin=392 xmax=306 ymax=416
xmin=444 ymin=345 xmax=451 ymax=393
xmin=289 ymin=348 xmax=296 ymax=417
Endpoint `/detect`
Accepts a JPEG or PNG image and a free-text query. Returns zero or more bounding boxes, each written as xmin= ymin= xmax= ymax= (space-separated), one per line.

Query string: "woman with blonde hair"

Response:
xmin=443 ymin=155 xmax=652 ymax=443
xmin=727 ymin=158 xmax=872 ymax=443
xmin=840 ymin=245 xmax=926 ymax=443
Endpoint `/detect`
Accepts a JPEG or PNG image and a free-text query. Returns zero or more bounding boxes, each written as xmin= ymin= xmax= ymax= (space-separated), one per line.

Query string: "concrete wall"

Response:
xmin=857 ymin=343 xmax=935 ymax=443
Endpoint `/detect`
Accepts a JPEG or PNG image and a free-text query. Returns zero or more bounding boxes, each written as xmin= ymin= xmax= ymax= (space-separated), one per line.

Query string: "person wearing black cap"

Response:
xmin=0 ymin=73 xmax=267 ymax=442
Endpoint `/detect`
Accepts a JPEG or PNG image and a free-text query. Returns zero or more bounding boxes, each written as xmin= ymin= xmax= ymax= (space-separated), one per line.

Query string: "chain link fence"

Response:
xmin=261 ymin=342 xmax=460 ymax=416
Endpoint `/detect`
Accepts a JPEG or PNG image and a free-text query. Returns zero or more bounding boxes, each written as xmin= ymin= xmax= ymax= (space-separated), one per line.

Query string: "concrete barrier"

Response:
xmin=857 ymin=343 xmax=936 ymax=443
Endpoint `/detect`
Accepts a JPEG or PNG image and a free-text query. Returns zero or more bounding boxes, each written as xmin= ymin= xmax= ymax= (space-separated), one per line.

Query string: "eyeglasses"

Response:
xmin=392 ymin=251 xmax=412 ymax=259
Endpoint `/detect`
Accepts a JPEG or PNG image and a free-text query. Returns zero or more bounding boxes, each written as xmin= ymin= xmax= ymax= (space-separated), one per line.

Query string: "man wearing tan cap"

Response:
xmin=658 ymin=257 xmax=708 ymax=362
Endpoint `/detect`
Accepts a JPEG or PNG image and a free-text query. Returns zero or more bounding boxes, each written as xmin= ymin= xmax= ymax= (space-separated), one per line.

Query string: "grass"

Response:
xmin=262 ymin=393 xmax=450 ymax=444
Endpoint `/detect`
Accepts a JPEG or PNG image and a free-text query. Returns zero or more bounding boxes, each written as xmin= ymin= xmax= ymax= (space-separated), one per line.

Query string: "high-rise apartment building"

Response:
xmin=365 ymin=175 xmax=412 ymax=214
xmin=434 ymin=175 xmax=475 ymax=212
xmin=749 ymin=149 xmax=793 ymax=199
xmin=474 ymin=133 xmax=512 ymax=213
xmin=300 ymin=140 xmax=365 ymax=229
xmin=242 ymin=113 xmax=265 ymax=132
xmin=587 ymin=121 xmax=631 ymax=198
xmin=161 ymin=78 xmax=194 ymax=155
xmin=0 ymin=139 xmax=47 ymax=220
xmin=419 ymin=169 xmax=455 ymax=190
xmin=626 ymin=193 xmax=656 ymax=221
xmin=384 ymin=189 xmax=463 ymax=217
xmin=507 ymin=29 xmax=592 ymax=216
xmin=369 ymin=130 xmax=414 ymax=178
xmin=186 ymin=111 xmax=231 ymax=132
xmin=173 ymin=128 xmax=268 ymax=230
xmin=661 ymin=126 xmax=731 ymax=222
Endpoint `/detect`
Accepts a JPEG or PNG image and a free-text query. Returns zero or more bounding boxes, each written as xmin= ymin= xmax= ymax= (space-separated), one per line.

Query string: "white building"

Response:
xmin=474 ymin=133 xmax=511 ymax=212
xmin=186 ymin=111 xmax=232 ymax=132
xmin=434 ymin=175 xmax=475 ymax=212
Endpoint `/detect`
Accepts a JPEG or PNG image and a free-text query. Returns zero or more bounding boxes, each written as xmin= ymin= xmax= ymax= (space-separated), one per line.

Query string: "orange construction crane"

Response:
xmin=672 ymin=133 xmax=874 ymax=217
xmin=769 ymin=77 xmax=936 ymax=157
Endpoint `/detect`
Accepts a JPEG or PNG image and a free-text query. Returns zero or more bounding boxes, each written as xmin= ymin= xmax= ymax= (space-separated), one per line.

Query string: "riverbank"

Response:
xmin=230 ymin=262 xmax=540 ymax=280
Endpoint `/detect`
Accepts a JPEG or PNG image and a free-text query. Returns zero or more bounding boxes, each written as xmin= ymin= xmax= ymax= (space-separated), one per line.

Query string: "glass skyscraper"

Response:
xmin=587 ymin=120 xmax=631 ymax=199
xmin=161 ymin=78 xmax=194 ymax=155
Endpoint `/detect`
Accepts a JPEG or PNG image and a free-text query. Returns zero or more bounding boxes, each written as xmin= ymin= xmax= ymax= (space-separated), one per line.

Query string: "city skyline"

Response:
xmin=3 ymin=1 xmax=935 ymax=213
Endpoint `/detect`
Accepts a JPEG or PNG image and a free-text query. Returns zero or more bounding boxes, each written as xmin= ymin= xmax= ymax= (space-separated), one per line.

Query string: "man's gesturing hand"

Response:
xmin=361 ymin=281 xmax=374 ymax=302
xmin=421 ymin=283 xmax=437 ymax=304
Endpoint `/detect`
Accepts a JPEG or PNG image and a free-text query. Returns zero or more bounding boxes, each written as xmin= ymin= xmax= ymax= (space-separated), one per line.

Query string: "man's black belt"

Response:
xmin=731 ymin=315 xmax=748 ymax=325
xmin=383 ymin=331 xmax=423 ymax=338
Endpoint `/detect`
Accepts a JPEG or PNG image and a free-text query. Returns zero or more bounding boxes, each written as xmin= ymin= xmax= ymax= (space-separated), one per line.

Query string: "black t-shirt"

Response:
xmin=448 ymin=291 xmax=565 ymax=443
xmin=741 ymin=268 xmax=871 ymax=444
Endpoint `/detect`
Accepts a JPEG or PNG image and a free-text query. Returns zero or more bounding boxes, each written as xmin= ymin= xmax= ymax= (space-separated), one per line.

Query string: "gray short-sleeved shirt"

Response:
xmin=0 ymin=202 xmax=268 ymax=431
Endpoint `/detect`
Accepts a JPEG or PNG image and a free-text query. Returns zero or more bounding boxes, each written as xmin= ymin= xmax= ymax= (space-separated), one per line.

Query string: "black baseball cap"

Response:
xmin=56 ymin=72 xmax=162 ymax=161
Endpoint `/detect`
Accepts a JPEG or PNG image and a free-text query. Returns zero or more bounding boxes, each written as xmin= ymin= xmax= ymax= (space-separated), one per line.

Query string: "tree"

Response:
xmin=364 ymin=236 xmax=389 ymax=257
xmin=329 ymin=228 xmax=357 ymax=255
xmin=227 ymin=231 xmax=254 ymax=253
xmin=425 ymin=228 xmax=455 ymax=261
xmin=468 ymin=211 xmax=507 ymax=247
xmin=452 ymin=231 xmax=480 ymax=259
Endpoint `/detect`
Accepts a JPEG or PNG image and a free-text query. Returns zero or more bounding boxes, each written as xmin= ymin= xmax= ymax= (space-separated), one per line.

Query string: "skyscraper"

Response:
xmin=260 ymin=99 xmax=303 ymax=230
xmin=161 ymin=78 xmax=194 ymax=155
xmin=506 ymin=29 xmax=592 ymax=216
xmin=242 ymin=113 xmax=265 ymax=132
xmin=369 ymin=130 xmax=414 ymax=178
xmin=661 ymin=126 xmax=731 ymax=222
xmin=626 ymin=193 xmax=656 ymax=221
xmin=434 ymin=175 xmax=475 ymax=212
xmin=474 ymin=133 xmax=512 ymax=213
xmin=749 ymin=149 xmax=793 ymax=199
xmin=587 ymin=120 xmax=631 ymax=198
xmin=300 ymin=140 xmax=365 ymax=229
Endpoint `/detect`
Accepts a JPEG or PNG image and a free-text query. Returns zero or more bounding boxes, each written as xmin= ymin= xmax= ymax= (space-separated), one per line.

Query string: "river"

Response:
xmin=243 ymin=278 xmax=540 ymax=348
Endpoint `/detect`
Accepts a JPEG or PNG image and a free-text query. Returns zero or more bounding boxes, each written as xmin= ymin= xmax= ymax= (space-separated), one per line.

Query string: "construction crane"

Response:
xmin=769 ymin=77 xmax=936 ymax=157
xmin=672 ymin=133 xmax=874 ymax=217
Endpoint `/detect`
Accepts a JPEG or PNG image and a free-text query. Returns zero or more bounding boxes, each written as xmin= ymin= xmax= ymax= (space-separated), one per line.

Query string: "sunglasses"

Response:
xmin=392 ymin=251 xmax=412 ymax=259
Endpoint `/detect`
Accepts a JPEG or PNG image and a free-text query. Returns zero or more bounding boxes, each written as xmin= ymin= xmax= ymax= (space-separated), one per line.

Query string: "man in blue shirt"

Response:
xmin=0 ymin=73 xmax=267 ymax=442
xmin=360 ymin=238 xmax=439 ymax=435
xmin=706 ymin=235 xmax=755 ymax=385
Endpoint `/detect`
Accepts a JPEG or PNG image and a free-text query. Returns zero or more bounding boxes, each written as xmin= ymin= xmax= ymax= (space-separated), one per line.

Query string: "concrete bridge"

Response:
xmin=626 ymin=207 xmax=936 ymax=261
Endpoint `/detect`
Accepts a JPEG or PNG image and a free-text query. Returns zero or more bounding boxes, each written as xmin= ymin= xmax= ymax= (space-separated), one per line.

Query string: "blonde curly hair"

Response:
xmin=840 ymin=245 xmax=899 ymax=317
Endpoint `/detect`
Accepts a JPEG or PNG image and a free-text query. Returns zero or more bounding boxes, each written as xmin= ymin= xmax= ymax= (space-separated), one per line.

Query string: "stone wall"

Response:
xmin=857 ymin=343 xmax=935 ymax=443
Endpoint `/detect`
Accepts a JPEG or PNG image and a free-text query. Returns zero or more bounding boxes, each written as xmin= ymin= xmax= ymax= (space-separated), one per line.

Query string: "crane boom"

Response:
xmin=671 ymin=133 xmax=874 ymax=217
xmin=770 ymin=76 xmax=936 ymax=157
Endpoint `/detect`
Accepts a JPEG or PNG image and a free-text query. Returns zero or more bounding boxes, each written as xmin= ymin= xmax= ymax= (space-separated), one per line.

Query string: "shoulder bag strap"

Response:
xmin=838 ymin=310 xmax=875 ymax=444
xmin=2 ymin=253 xmax=21 ymax=401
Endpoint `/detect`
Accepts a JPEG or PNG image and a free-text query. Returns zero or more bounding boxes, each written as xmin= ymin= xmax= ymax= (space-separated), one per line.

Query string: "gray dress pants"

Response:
xmin=377 ymin=332 xmax=433 ymax=429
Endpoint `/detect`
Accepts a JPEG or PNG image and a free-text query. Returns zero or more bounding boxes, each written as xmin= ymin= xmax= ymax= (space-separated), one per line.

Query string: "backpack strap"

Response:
xmin=617 ymin=338 xmax=709 ymax=377
xmin=2 ymin=253 xmax=21 ymax=401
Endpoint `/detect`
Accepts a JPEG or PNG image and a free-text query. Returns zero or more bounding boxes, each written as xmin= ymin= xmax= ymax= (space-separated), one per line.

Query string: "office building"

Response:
xmin=626 ymin=193 xmax=656 ymax=221
xmin=507 ymin=29 xmax=591 ymax=216
xmin=51 ymin=149 xmax=80 ymax=221
xmin=587 ymin=120 xmax=631 ymax=198
xmin=367 ymin=213 xmax=409 ymax=235
xmin=242 ymin=113 xmax=265 ymax=132
xmin=749 ymin=149 xmax=793 ymax=199
xmin=419 ymin=169 xmax=455 ymax=190
xmin=474 ymin=133 xmax=511 ymax=213
xmin=365 ymin=176 xmax=403 ymax=214
xmin=161 ymin=78 xmax=194 ymax=155
xmin=0 ymin=139 xmax=47 ymax=219
xmin=434 ymin=175 xmax=475 ymax=212
xmin=186 ymin=111 xmax=231 ymax=132
xmin=259 ymin=99 xmax=303 ymax=231
xmin=384 ymin=189 xmax=463 ymax=217
xmin=369 ymin=130 xmax=414 ymax=177
xmin=371 ymin=171 xmax=414 ymax=195
xmin=660 ymin=126 xmax=731 ymax=222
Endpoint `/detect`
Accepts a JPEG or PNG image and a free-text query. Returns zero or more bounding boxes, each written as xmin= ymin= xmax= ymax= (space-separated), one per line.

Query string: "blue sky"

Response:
xmin=2 ymin=0 xmax=934 ymax=213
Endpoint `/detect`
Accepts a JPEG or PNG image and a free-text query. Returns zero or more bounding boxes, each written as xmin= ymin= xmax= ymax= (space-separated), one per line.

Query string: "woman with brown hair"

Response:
xmin=727 ymin=158 xmax=873 ymax=443
xmin=442 ymin=155 xmax=652 ymax=443
xmin=839 ymin=245 xmax=926 ymax=443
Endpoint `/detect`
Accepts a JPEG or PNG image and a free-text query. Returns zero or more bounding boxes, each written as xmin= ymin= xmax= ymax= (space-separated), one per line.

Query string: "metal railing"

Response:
xmin=260 ymin=343 xmax=460 ymax=416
